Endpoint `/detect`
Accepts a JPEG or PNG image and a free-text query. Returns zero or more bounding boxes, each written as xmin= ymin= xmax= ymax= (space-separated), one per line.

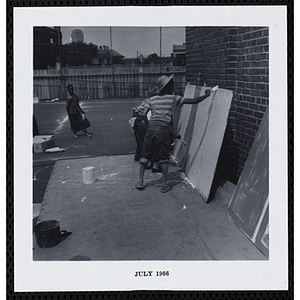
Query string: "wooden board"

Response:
xmin=185 ymin=88 xmax=233 ymax=202
xmin=254 ymin=200 xmax=269 ymax=257
xmin=227 ymin=107 xmax=269 ymax=256
xmin=173 ymin=84 xmax=200 ymax=167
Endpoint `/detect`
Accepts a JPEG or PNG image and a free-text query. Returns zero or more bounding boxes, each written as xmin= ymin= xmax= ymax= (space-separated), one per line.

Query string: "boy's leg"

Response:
xmin=83 ymin=129 xmax=92 ymax=137
xmin=136 ymin=126 xmax=153 ymax=190
xmin=161 ymin=162 xmax=172 ymax=193
xmin=161 ymin=163 xmax=169 ymax=187
xmin=136 ymin=161 xmax=147 ymax=190
xmin=73 ymin=130 xmax=78 ymax=138
xmin=154 ymin=126 xmax=173 ymax=192
xmin=133 ymin=129 xmax=140 ymax=161
xmin=161 ymin=163 xmax=172 ymax=193
xmin=139 ymin=162 xmax=147 ymax=184
xmin=134 ymin=121 xmax=147 ymax=161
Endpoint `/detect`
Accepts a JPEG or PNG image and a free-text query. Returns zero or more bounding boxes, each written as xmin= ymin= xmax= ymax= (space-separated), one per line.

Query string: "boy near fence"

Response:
xmin=135 ymin=74 xmax=211 ymax=193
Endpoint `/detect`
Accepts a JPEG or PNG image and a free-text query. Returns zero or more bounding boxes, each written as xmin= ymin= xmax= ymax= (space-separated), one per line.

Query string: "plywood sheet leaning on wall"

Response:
xmin=173 ymin=84 xmax=201 ymax=168
xmin=185 ymin=87 xmax=233 ymax=202
xmin=227 ymin=107 xmax=269 ymax=257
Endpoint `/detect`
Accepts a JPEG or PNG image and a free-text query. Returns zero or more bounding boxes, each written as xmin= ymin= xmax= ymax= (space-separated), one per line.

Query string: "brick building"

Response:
xmin=171 ymin=43 xmax=186 ymax=66
xmin=186 ymin=27 xmax=269 ymax=183
xmin=34 ymin=27 xmax=61 ymax=70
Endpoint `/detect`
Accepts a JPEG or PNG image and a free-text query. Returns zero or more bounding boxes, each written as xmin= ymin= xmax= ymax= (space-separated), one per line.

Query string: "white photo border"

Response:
xmin=13 ymin=5 xmax=288 ymax=292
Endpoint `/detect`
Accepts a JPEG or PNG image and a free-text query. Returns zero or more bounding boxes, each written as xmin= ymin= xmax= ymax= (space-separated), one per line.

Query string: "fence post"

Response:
xmin=139 ymin=67 xmax=144 ymax=97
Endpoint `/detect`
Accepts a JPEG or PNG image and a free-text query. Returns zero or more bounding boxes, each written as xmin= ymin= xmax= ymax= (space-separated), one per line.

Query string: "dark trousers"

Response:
xmin=133 ymin=119 xmax=147 ymax=161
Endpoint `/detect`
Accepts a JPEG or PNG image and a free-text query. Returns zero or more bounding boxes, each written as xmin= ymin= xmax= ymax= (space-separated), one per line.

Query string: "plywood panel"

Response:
xmin=185 ymin=88 xmax=233 ymax=202
xmin=227 ymin=107 xmax=269 ymax=255
xmin=173 ymin=84 xmax=200 ymax=167
xmin=254 ymin=201 xmax=269 ymax=257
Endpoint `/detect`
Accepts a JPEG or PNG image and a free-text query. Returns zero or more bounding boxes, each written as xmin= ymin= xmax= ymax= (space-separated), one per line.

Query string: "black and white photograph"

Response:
xmin=13 ymin=5 xmax=289 ymax=292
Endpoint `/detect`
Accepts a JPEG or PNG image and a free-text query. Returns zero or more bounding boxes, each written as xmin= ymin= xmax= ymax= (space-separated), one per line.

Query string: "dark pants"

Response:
xmin=140 ymin=121 xmax=172 ymax=165
xmin=133 ymin=119 xmax=148 ymax=161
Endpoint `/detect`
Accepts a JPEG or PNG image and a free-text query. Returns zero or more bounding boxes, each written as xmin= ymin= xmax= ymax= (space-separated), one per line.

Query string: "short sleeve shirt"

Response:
xmin=145 ymin=94 xmax=184 ymax=124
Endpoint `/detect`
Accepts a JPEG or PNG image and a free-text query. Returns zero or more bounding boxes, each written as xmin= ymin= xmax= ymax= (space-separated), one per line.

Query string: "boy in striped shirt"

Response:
xmin=136 ymin=74 xmax=211 ymax=193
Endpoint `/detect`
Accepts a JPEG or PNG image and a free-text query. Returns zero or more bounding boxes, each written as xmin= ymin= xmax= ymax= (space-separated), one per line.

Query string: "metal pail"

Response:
xmin=34 ymin=220 xmax=66 ymax=248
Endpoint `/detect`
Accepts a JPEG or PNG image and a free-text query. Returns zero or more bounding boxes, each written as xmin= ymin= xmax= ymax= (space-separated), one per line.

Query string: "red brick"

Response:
xmin=227 ymin=28 xmax=238 ymax=35
xmin=252 ymin=30 xmax=263 ymax=39
xmin=237 ymin=82 xmax=246 ymax=88
xmin=251 ymin=89 xmax=261 ymax=96
xmin=259 ymin=105 xmax=267 ymax=112
xmin=250 ymin=61 xmax=261 ymax=68
xmin=257 ymin=37 xmax=269 ymax=45
xmin=249 ymin=103 xmax=259 ymax=110
xmin=246 ymin=82 xmax=255 ymax=89
xmin=241 ymin=88 xmax=251 ymax=95
xmin=241 ymin=121 xmax=251 ymax=128
xmin=241 ymin=61 xmax=251 ymax=68
xmin=247 ymin=40 xmax=257 ymax=47
xmin=236 ymin=107 xmax=244 ymax=114
xmin=261 ymin=91 xmax=269 ymax=98
xmin=256 ymin=53 xmax=268 ymax=61
xmin=251 ymin=75 xmax=261 ymax=82
xmin=238 ymin=27 xmax=247 ymax=34
xmin=246 ymin=128 xmax=256 ymax=137
xmin=254 ymin=111 xmax=264 ymax=119
xmin=247 ymin=54 xmax=256 ymax=61
xmin=241 ymin=133 xmax=249 ymax=140
xmin=240 ymin=101 xmax=248 ymax=108
xmin=244 ymin=108 xmax=254 ymax=116
xmin=256 ymin=83 xmax=267 ymax=90
xmin=250 ymin=123 xmax=259 ymax=131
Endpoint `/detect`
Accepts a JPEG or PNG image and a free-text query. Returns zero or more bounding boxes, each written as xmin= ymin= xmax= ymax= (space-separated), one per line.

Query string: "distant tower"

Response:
xmin=71 ymin=29 xmax=84 ymax=43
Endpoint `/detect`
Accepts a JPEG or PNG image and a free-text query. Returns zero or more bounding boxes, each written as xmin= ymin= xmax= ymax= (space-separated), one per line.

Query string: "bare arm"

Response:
xmin=183 ymin=89 xmax=211 ymax=104
xmin=141 ymin=106 xmax=150 ymax=117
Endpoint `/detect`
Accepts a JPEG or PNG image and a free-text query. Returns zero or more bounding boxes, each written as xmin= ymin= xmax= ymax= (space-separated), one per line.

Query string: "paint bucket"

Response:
xmin=82 ymin=166 xmax=95 ymax=184
xmin=34 ymin=220 xmax=67 ymax=248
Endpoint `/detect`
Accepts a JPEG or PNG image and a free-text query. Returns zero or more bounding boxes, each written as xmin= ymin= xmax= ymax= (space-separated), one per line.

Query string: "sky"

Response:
xmin=61 ymin=27 xmax=185 ymax=58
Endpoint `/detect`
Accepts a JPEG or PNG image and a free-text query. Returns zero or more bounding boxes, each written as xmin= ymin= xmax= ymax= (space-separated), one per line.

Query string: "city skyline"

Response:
xmin=61 ymin=26 xmax=185 ymax=58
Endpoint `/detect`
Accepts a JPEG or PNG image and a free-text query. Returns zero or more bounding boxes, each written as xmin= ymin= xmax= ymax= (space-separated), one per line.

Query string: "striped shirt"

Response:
xmin=145 ymin=94 xmax=184 ymax=124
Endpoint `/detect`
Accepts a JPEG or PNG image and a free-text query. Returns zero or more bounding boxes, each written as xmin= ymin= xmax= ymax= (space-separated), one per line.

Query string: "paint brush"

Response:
xmin=211 ymin=85 xmax=219 ymax=92
xmin=172 ymin=135 xmax=186 ymax=146
xmin=175 ymin=134 xmax=187 ymax=145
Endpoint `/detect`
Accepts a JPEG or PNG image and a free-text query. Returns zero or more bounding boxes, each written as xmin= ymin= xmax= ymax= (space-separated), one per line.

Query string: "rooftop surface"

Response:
xmin=33 ymin=154 xmax=266 ymax=261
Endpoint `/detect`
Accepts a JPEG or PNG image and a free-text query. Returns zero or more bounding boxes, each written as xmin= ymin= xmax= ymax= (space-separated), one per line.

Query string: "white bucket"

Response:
xmin=82 ymin=166 xmax=95 ymax=184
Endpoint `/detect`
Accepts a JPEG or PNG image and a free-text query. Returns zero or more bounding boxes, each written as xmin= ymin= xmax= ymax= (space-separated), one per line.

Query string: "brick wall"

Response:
xmin=186 ymin=27 xmax=269 ymax=183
